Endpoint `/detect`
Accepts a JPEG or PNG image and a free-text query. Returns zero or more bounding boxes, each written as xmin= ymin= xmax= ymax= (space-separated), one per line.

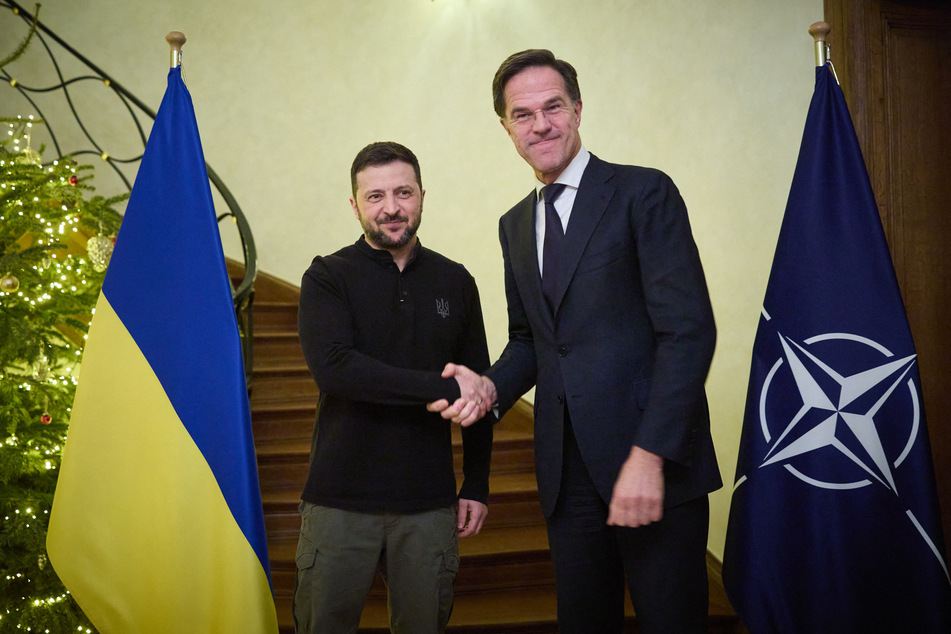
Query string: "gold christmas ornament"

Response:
xmin=1 ymin=274 xmax=20 ymax=292
xmin=86 ymin=235 xmax=115 ymax=272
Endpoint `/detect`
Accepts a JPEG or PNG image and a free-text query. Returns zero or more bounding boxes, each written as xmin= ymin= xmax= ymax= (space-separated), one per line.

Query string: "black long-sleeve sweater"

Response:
xmin=298 ymin=237 xmax=493 ymax=512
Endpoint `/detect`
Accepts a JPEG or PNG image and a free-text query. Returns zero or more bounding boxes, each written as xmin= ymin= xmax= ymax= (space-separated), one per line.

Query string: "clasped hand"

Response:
xmin=427 ymin=363 xmax=496 ymax=427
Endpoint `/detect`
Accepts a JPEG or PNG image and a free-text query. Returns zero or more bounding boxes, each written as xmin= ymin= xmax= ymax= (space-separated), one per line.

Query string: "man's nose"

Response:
xmin=381 ymin=194 xmax=400 ymax=215
xmin=531 ymin=109 xmax=553 ymax=133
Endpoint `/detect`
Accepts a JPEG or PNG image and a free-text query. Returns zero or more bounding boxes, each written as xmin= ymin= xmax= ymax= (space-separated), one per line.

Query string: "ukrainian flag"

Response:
xmin=47 ymin=66 xmax=278 ymax=633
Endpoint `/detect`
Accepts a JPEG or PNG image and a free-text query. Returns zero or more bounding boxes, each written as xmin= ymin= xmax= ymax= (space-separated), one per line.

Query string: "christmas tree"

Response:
xmin=0 ymin=115 xmax=124 ymax=632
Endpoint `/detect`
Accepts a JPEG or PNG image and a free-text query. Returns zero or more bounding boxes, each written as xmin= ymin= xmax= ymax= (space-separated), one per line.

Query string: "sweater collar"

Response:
xmin=355 ymin=235 xmax=423 ymax=268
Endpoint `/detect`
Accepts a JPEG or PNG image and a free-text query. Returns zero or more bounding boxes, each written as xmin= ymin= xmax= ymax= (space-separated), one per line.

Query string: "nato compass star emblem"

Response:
xmin=757 ymin=330 xmax=919 ymax=492
xmin=743 ymin=320 xmax=950 ymax=582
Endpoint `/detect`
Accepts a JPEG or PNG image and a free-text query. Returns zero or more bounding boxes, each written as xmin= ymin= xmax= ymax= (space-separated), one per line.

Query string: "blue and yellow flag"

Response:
xmin=47 ymin=66 xmax=278 ymax=633
xmin=722 ymin=64 xmax=951 ymax=632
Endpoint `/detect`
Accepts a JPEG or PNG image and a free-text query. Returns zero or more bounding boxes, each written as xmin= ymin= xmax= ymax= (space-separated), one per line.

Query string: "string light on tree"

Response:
xmin=1 ymin=114 xmax=124 ymax=633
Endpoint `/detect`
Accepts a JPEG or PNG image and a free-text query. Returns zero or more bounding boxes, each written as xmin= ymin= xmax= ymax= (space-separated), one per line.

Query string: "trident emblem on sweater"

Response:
xmin=436 ymin=298 xmax=450 ymax=319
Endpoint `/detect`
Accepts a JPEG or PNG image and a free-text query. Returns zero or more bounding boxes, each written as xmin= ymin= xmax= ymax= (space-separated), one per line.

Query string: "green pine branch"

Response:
xmin=0 ymin=4 xmax=40 ymax=69
xmin=1 ymin=115 xmax=124 ymax=634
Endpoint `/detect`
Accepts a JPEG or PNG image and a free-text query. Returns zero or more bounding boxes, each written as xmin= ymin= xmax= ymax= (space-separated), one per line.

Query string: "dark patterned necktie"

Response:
xmin=541 ymin=183 xmax=567 ymax=312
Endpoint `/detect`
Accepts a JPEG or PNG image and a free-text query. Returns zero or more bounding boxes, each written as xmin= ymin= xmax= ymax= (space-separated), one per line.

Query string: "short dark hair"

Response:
xmin=492 ymin=49 xmax=581 ymax=118
xmin=350 ymin=141 xmax=422 ymax=197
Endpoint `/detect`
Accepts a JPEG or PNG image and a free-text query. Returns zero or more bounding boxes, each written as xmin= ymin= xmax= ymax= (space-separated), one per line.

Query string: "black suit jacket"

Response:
xmin=485 ymin=154 xmax=722 ymax=517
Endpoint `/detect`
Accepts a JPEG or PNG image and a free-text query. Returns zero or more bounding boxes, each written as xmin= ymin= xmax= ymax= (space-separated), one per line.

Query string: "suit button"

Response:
xmin=557 ymin=346 xmax=568 ymax=357
xmin=557 ymin=395 xmax=564 ymax=404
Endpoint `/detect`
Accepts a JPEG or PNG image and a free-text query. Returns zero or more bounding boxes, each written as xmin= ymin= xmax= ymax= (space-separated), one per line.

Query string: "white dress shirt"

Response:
xmin=534 ymin=146 xmax=591 ymax=276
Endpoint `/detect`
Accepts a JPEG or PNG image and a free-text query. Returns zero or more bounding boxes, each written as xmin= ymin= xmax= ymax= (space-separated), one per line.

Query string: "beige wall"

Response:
xmin=3 ymin=0 xmax=824 ymax=559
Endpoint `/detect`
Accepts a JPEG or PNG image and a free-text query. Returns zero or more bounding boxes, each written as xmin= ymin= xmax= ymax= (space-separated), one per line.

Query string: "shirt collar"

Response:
xmin=534 ymin=145 xmax=590 ymax=198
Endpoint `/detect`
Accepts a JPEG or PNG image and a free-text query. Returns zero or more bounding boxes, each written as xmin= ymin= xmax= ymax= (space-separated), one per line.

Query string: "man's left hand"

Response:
xmin=457 ymin=498 xmax=488 ymax=537
xmin=606 ymin=446 xmax=664 ymax=527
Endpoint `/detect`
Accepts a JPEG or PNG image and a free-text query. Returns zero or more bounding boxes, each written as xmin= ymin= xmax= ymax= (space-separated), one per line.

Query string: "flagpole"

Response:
xmin=809 ymin=21 xmax=830 ymax=67
xmin=166 ymin=31 xmax=185 ymax=69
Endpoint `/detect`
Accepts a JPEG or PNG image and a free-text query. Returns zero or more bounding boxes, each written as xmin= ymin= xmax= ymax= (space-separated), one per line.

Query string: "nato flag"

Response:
xmin=722 ymin=64 xmax=951 ymax=633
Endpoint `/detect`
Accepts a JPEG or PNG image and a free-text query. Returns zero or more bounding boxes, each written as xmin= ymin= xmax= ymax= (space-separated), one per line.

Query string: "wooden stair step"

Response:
xmin=250 ymin=392 xmax=318 ymax=411
xmin=251 ymin=399 xmax=316 ymax=424
xmin=252 ymin=332 xmax=306 ymax=366
xmin=250 ymin=402 xmax=316 ymax=446
xmin=252 ymin=301 xmax=299 ymax=333
xmin=252 ymin=417 xmax=314 ymax=446
xmin=250 ymin=368 xmax=317 ymax=404
xmin=251 ymin=363 xmax=310 ymax=378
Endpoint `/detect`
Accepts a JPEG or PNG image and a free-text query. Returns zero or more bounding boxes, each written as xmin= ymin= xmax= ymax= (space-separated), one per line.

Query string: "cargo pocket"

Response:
xmin=296 ymin=501 xmax=319 ymax=572
xmin=292 ymin=530 xmax=319 ymax=632
xmin=295 ymin=536 xmax=317 ymax=572
xmin=437 ymin=537 xmax=460 ymax=631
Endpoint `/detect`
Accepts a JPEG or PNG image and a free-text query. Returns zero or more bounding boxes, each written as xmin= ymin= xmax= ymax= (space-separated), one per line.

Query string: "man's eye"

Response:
xmin=547 ymin=104 xmax=564 ymax=114
xmin=514 ymin=113 xmax=532 ymax=123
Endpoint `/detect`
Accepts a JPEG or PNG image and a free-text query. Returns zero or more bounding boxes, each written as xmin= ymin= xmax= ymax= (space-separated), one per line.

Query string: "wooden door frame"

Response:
xmin=824 ymin=0 xmax=951 ymax=557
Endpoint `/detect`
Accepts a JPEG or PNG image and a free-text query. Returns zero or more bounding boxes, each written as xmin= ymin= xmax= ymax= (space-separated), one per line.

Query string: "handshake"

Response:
xmin=427 ymin=363 xmax=497 ymax=427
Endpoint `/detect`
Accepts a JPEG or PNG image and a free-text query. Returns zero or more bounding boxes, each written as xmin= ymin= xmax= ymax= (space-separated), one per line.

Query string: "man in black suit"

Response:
xmin=430 ymin=49 xmax=721 ymax=633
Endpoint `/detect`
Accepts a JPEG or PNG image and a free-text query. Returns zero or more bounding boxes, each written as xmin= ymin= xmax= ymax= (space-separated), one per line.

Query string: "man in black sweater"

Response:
xmin=293 ymin=142 xmax=493 ymax=634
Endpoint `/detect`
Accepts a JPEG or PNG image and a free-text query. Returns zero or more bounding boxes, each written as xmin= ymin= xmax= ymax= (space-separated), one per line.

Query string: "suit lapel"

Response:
xmin=551 ymin=155 xmax=615 ymax=313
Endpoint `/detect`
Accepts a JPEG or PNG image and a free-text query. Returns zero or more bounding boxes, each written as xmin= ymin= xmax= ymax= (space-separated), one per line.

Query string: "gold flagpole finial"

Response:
xmin=166 ymin=31 xmax=186 ymax=69
xmin=809 ymin=22 xmax=831 ymax=67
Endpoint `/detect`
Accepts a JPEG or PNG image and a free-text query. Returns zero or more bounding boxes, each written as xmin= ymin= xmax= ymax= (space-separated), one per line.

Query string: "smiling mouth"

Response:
xmin=531 ymin=137 xmax=558 ymax=147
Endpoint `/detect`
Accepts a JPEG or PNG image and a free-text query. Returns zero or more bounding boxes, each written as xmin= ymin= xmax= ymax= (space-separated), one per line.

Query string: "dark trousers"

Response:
xmin=545 ymin=417 xmax=710 ymax=634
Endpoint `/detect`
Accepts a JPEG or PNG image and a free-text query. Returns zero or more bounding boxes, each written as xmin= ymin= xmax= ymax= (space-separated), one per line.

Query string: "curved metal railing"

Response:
xmin=1 ymin=0 xmax=257 ymax=378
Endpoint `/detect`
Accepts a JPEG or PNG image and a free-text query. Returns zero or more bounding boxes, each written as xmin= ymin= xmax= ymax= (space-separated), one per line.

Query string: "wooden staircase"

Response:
xmin=244 ymin=269 xmax=746 ymax=633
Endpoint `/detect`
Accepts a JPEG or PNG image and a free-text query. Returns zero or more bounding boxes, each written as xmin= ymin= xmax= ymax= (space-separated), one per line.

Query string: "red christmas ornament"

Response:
xmin=69 ymin=175 xmax=78 ymax=185
xmin=40 ymin=413 xmax=52 ymax=425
